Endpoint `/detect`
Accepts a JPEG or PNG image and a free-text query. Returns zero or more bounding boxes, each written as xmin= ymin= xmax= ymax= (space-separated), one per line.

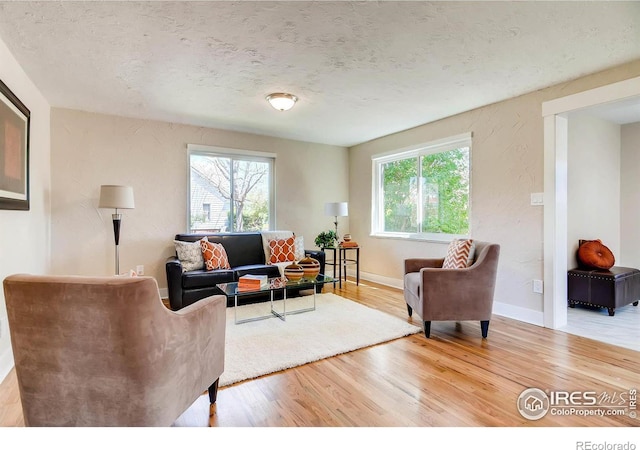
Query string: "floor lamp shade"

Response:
xmin=99 ymin=185 xmax=135 ymax=275
xmin=99 ymin=185 xmax=135 ymax=210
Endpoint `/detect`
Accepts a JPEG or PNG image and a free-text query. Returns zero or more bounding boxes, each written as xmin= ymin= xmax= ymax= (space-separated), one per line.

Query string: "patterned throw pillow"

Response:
xmin=294 ymin=235 xmax=305 ymax=261
xmin=442 ymin=239 xmax=476 ymax=269
xmin=268 ymin=237 xmax=296 ymax=264
xmin=200 ymin=238 xmax=231 ymax=271
xmin=174 ymin=239 xmax=205 ymax=272
xmin=261 ymin=230 xmax=294 ymax=263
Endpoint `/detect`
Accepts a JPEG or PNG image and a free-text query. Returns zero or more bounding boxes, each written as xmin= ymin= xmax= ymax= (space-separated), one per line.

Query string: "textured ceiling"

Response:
xmin=0 ymin=1 xmax=639 ymax=147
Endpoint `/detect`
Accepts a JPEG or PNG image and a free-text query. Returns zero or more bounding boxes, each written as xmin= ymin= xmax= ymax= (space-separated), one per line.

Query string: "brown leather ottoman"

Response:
xmin=567 ymin=266 xmax=640 ymax=316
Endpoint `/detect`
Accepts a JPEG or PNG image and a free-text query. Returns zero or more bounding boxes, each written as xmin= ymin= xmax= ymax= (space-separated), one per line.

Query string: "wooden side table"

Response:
xmin=338 ymin=246 xmax=360 ymax=288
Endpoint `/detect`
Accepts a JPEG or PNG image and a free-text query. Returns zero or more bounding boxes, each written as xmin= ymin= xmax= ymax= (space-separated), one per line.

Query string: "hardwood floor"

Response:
xmin=1 ymin=279 xmax=638 ymax=428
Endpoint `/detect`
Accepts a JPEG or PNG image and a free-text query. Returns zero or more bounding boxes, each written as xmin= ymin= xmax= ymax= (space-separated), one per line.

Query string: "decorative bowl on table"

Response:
xmin=297 ymin=256 xmax=320 ymax=280
xmin=284 ymin=263 xmax=304 ymax=282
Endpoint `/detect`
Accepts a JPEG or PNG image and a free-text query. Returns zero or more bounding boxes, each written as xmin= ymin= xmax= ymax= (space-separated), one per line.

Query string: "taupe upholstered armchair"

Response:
xmin=3 ymin=274 xmax=226 ymax=426
xmin=403 ymin=241 xmax=500 ymax=339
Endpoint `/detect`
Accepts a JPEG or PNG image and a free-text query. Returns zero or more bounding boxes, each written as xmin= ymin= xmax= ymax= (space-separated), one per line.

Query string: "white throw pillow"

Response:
xmin=174 ymin=239 xmax=205 ymax=272
xmin=294 ymin=235 xmax=305 ymax=261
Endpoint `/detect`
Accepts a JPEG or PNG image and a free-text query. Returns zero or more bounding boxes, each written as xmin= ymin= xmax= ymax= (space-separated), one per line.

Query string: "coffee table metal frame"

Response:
xmin=217 ymin=274 xmax=335 ymax=324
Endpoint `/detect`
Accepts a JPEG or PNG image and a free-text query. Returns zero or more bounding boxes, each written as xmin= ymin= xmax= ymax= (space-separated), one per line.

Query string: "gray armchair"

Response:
xmin=3 ymin=274 xmax=226 ymax=426
xmin=403 ymin=241 xmax=500 ymax=338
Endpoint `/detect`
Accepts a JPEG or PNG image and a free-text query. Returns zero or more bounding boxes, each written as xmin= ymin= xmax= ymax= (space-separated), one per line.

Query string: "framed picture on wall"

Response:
xmin=0 ymin=78 xmax=30 ymax=210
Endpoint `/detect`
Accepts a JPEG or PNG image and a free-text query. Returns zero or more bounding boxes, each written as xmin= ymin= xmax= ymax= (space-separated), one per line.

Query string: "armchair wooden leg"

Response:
xmin=208 ymin=378 xmax=219 ymax=404
xmin=480 ymin=320 xmax=490 ymax=338
xmin=406 ymin=304 xmax=413 ymax=317
xmin=208 ymin=378 xmax=220 ymax=417
xmin=423 ymin=321 xmax=431 ymax=338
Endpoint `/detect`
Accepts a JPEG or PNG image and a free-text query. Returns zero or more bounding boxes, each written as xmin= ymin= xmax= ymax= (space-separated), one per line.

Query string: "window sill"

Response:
xmin=370 ymin=232 xmax=468 ymax=244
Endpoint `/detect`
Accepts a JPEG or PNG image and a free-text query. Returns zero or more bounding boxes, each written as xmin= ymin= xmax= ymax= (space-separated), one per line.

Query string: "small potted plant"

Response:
xmin=314 ymin=230 xmax=338 ymax=249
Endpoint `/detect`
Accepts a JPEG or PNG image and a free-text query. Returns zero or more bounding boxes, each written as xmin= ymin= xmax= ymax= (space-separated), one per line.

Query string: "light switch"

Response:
xmin=530 ymin=193 xmax=544 ymax=206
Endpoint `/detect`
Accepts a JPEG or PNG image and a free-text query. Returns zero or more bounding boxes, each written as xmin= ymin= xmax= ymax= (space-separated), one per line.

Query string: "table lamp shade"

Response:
xmin=99 ymin=185 xmax=135 ymax=209
xmin=324 ymin=202 xmax=348 ymax=217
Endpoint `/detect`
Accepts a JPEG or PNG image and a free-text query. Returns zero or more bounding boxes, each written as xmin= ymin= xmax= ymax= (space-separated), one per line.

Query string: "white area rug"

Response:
xmin=220 ymin=292 xmax=422 ymax=387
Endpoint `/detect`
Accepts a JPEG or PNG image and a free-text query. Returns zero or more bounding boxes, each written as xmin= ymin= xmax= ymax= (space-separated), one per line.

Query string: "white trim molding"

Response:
xmin=542 ymin=76 xmax=640 ymax=117
xmin=187 ymin=143 xmax=277 ymax=159
xmin=358 ymin=270 xmax=404 ymax=290
xmin=542 ymin=75 xmax=640 ymax=329
xmin=492 ymin=301 xmax=544 ymax=327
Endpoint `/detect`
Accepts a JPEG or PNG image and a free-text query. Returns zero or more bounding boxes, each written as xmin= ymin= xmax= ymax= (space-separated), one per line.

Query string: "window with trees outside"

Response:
xmin=188 ymin=145 xmax=275 ymax=233
xmin=371 ymin=133 xmax=471 ymax=241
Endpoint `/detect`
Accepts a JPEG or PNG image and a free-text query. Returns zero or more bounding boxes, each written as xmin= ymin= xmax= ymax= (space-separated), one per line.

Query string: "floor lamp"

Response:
xmin=99 ymin=185 xmax=135 ymax=275
xmin=324 ymin=202 xmax=348 ymax=242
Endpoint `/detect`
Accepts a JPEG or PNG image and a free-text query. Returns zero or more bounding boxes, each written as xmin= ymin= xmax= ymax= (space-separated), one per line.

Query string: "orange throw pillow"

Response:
xmin=200 ymin=238 xmax=231 ymax=271
xmin=577 ymin=239 xmax=615 ymax=270
xmin=268 ymin=237 xmax=296 ymax=264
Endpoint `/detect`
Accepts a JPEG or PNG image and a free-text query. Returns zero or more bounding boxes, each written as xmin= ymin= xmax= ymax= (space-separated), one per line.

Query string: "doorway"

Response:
xmin=542 ymin=76 xmax=640 ymax=332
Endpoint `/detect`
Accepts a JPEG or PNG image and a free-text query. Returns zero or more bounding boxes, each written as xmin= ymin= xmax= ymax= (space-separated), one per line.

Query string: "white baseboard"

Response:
xmin=0 ymin=345 xmax=14 ymax=385
xmin=492 ymin=301 xmax=544 ymax=327
xmin=358 ymin=271 xmax=404 ymax=290
xmin=159 ymin=287 xmax=168 ymax=300
xmin=357 ymin=271 xmax=545 ymax=327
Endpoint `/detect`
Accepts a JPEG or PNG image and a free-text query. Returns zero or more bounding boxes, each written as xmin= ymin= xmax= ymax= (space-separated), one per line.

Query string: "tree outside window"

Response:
xmin=189 ymin=152 xmax=274 ymax=233
xmin=374 ymin=136 xmax=470 ymax=240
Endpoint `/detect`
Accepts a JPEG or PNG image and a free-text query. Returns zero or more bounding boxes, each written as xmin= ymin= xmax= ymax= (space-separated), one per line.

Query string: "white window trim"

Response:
xmin=371 ymin=132 xmax=472 ymax=242
xmin=187 ymin=144 xmax=277 ymax=160
xmin=187 ymin=144 xmax=276 ymax=232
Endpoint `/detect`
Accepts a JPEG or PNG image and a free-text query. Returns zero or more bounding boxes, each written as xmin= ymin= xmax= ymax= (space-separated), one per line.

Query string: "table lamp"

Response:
xmin=324 ymin=202 xmax=348 ymax=243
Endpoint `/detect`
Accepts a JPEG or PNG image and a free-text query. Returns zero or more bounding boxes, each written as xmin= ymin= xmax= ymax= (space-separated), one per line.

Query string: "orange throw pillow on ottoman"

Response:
xmin=577 ymin=239 xmax=615 ymax=270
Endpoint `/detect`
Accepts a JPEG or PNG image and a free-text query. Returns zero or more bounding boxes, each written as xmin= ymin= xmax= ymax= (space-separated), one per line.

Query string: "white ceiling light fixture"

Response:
xmin=266 ymin=92 xmax=298 ymax=111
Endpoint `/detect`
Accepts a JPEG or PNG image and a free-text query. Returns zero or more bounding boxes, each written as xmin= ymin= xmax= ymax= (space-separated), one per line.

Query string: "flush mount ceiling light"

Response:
xmin=266 ymin=92 xmax=298 ymax=111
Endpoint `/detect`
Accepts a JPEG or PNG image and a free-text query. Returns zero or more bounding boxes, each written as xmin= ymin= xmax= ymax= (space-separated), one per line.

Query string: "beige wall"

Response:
xmin=349 ymin=60 xmax=640 ymax=321
xmin=621 ymin=121 xmax=640 ymax=268
xmin=567 ymin=112 xmax=621 ymax=269
xmin=0 ymin=38 xmax=51 ymax=380
xmin=50 ymin=109 xmax=348 ymax=294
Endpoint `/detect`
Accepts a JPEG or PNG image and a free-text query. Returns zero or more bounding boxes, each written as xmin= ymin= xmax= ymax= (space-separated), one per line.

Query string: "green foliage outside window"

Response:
xmin=382 ymin=158 xmax=417 ymax=233
xmin=382 ymin=147 xmax=469 ymax=235
xmin=421 ymin=148 xmax=469 ymax=234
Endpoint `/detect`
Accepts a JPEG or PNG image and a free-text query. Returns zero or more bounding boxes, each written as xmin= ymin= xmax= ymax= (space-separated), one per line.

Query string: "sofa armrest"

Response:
xmin=165 ymin=256 xmax=184 ymax=311
xmin=405 ymin=257 xmax=444 ymax=274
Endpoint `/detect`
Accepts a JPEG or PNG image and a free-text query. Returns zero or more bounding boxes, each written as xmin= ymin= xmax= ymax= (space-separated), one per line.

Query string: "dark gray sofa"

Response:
xmin=166 ymin=232 xmax=325 ymax=310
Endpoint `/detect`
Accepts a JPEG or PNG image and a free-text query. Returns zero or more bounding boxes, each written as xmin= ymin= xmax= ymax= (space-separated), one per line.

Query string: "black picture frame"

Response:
xmin=0 ymin=78 xmax=30 ymax=211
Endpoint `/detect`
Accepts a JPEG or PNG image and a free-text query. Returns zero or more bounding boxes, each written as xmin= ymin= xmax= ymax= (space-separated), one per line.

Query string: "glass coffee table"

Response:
xmin=217 ymin=274 xmax=335 ymax=324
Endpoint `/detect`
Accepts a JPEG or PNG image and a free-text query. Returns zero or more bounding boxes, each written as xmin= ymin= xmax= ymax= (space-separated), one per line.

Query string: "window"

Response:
xmin=188 ymin=145 xmax=275 ymax=233
xmin=372 ymin=133 xmax=471 ymax=241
